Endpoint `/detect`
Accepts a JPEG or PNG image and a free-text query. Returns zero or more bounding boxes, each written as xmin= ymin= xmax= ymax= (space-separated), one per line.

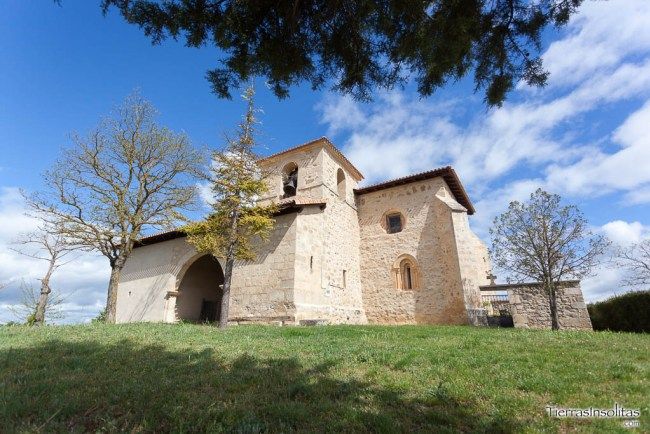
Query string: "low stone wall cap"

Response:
xmin=479 ymin=280 xmax=580 ymax=290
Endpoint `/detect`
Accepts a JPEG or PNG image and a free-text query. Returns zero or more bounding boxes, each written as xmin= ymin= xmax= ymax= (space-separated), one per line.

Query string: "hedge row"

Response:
xmin=587 ymin=290 xmax=650 ymax=333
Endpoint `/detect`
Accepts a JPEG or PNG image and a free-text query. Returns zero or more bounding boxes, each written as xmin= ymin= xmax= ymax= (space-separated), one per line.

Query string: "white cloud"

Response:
xmin=582 ymin=219 xmax=650 ymax=302
xmin=545 ymin=100 xmax=650 ymax=199
xmin=601 ymin=220 xmax=650 ymax=247
xmin=197 ymin=181 xmax=215 ymax=206
xmin=316 ymin=0 xmax=650 ymax=303
xmin=581 ymin=267 xmax=627 ymax=303
xmin=318 ymin=95 xmax=366 ymax=135
xmin=624 ymin=186 xmax=650 ymax=205
xmin=0 ymin=188 xmax=108 ymax=324
xmin=542 ymin=0 xmax=650 ymax=89
xmin=317 ymin=0 xmax=650 ymax=196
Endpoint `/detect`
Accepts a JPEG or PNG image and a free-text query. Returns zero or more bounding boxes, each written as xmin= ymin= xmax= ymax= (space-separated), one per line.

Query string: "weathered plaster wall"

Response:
xmin=356 ymin=177 xmax=486 ymax=324
xmin=500 ymin=282 xmax=592 ymax=330
xmin=116 ymin=237 xmax=201 ymax=323
xmin=117 ymin=213 xmax=300 ymax=324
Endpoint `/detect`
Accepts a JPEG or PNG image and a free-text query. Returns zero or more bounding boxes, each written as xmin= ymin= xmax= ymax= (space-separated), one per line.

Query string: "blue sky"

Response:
xmin=1 ymin=0 xmax=649 ymax=323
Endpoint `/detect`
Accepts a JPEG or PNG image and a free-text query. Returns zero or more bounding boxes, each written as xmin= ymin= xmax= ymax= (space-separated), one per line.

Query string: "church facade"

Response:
xmin=115 ymin=137 xmax=491 ymax=325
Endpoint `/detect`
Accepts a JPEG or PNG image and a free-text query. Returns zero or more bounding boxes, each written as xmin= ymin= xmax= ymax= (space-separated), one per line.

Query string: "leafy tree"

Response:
xmin=185 ymin=86 xmax=276 ymax=328
xmin=11 ymin=226 xmax=76 ymax=325
xmin=615 ymin=239 xmax=650 ymax=289
xmin=99 ymin=0 xmax=582 ymax=106
xmin=490 ymin=189 xmax=608 ymax=330
xmin=29 ymin=94 xmax=204 ymax=323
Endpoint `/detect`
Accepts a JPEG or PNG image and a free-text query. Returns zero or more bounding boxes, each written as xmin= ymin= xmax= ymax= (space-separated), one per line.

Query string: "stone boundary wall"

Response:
xmin=480 ymin=281 xmax=592 ymax=330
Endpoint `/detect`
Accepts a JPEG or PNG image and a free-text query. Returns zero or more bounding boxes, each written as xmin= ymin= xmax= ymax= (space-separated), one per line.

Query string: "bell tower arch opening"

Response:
xmin=282 ymin=162 xmax=298 ymax=197
xmin=175 ymin=254 xmax=224 ymax=323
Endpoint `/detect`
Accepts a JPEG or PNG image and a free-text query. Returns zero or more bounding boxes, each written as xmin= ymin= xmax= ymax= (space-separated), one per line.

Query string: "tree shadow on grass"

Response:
xmin=0 ymin=339 xmax=518 ymax=433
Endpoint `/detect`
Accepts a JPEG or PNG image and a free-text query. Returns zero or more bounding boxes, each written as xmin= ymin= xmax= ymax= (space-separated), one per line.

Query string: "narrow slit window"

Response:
xmin=342 ymin=270 xmax=347 ymax=288
xmin=404 ymin=266 xmax=412 ymax=289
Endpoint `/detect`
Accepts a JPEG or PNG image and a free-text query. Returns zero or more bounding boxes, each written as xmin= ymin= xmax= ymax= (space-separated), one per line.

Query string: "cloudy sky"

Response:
xmin=1 ymin=1 xmax=649 ymax=323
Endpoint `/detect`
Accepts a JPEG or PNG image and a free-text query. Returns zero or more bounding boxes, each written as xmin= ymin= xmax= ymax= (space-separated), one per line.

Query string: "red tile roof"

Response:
xmin=353 ymin=166 xmax=475 ymax=215
xmin=134 ymin=199 xmax=326 ymax=248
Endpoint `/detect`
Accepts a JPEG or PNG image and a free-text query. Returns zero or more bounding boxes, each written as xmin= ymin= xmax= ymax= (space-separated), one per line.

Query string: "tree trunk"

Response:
xmin=33 ymin=258 xmax=56 ymax=326
xmin=547 ymin=281 xmax=560 ymax=331
xmin=219 ymin=210 xmax=240 ymax=329
xmin=33 ymin=287 xmax=50 ymax=326
xmin=220 ymin=256 xmax=235 ymax=328
xmin=105 ymin=263 xmax=124 ymax=324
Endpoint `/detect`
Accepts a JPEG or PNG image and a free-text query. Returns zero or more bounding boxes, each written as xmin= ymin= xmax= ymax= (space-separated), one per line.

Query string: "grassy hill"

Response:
xmin=0 ymin=324 xmax=647 ymax=433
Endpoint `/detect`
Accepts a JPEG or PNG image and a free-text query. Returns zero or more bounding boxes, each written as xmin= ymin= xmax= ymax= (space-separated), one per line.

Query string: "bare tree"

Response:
xmin=490 ymin=189 xmax=609 ymax=330
xmin=29 ymin=93 xmax=204 ymax=323
xmin=11 ymin=227 xmax=75 ymax=325
xmin=8 ymin=279 xmax=68 ymax=325
xmin=616 ymin=239 xmax=650 ymax=288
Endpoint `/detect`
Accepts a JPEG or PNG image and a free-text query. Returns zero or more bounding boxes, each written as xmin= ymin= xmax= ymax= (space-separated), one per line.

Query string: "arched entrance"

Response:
xmin=175 ymin=254 xmax=224 ymax=323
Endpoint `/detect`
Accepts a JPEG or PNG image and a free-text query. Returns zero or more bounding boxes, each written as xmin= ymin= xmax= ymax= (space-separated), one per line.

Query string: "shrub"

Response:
xmin=92 ymin=308 xmax=107 ymax=323
xmin=588 ymin=290 xmax=650 ymax=333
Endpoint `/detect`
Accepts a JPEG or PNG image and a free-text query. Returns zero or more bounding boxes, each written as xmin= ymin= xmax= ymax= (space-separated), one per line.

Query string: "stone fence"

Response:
xmin=479 ymin=280 xmax=592 ymax=330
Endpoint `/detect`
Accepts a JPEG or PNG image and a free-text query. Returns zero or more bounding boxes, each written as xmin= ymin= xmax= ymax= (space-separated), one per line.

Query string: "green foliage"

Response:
xmin=92 ymin=308 xmax=107 ymax=323
xmin=185 ymin=86 xmax=276 ymax=262
xmin=588 ymin=290 xmax=650 ymax=333
xmin=0 ymin=323 xmax=647 ymax=432
xmin=100 ymin=0 xmax=583 ymax=106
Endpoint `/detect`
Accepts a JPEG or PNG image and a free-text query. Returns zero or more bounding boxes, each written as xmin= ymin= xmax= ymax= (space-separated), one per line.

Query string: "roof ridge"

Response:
xmin=358 ymin=166 xmax=453 ymax=191
xmin=259 ymin=137 xmax=364 ymax=181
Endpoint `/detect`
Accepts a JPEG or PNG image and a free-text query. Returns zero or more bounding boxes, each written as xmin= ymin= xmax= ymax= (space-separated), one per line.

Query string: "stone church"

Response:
xmin=115 ymin=137 xmax=492 ymax=326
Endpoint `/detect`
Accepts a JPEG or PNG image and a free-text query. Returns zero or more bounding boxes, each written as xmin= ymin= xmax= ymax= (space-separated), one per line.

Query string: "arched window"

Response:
xmin=392 ymin=254 xmax=420 ymax=290
xmin=336 ymin=168 xmax=346 ymax=198
xmin=282 ymin=162 xmax=298 ymax=197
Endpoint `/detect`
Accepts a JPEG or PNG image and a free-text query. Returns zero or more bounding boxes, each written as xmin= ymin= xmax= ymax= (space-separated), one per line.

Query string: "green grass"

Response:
xmin=0 ymin=324 xmax=647 ymax=433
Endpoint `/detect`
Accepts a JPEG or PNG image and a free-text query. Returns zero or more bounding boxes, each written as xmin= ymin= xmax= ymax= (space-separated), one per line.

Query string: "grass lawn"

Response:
xmin=0 ymin=324 xmax=647 ymax=433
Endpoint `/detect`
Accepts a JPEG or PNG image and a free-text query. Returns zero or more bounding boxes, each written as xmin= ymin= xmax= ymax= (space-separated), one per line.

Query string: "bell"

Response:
xmin=283 ymin=175 xmax=297 ymax=196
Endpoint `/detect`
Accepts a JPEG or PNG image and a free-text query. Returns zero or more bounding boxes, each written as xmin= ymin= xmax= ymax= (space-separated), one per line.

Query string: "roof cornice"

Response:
xmin=353 ymin=166 xmax=475 ymax=215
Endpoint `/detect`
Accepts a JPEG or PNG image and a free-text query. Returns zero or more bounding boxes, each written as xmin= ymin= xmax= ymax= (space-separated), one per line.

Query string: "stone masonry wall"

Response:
xmin=259 ymin=143 xmax=367 ymax=324
xmin=228 ymin=213 xmax=299 ymax=323
xmin=300 ymin=147 xmax=366 ymax=323
xmin=258 ymin=144 xmax=323 ymax=203
xmin=357 ymin=177 xmax=485 ymax=324
xmin=500 ymin=281 xmax=592 ymax=330
xmin=118 ymin=139 xmax=488 ymax=327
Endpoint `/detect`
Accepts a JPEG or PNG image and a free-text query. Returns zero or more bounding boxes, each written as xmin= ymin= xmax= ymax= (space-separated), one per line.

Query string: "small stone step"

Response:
xmin=298 ymin=319 xmax=329 ymax=326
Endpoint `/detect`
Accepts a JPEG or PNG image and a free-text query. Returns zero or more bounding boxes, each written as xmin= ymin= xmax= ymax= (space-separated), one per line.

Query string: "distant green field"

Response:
xmin=0 ymin=324 xmax=647 ymax=433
